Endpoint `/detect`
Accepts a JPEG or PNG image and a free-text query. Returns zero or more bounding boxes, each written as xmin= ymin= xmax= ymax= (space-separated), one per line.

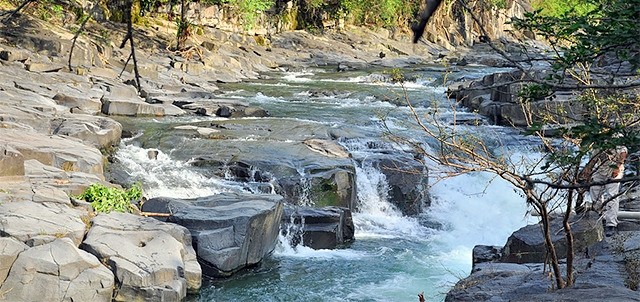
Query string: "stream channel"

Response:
xmin=112 ymin=65 xmax=536 ymax=301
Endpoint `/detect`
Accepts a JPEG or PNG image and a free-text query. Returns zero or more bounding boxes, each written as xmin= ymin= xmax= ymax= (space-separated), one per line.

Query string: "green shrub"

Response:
xmin=77 ymin=183 xmax=142 ymax=213
xmin=531 ymin=0 xmax=596 ymax=17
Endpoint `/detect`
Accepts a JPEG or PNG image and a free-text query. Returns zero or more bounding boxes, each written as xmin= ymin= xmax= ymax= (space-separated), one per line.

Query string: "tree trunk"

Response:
xmin=563 ymin=188 xmax=575 ymax=286
xmin=539 ymin=202 xmax=566 ymax=289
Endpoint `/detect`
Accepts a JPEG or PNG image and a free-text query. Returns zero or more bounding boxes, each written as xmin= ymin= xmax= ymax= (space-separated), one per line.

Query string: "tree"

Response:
xmin=408 ymin=0 xmax=640 ymax=289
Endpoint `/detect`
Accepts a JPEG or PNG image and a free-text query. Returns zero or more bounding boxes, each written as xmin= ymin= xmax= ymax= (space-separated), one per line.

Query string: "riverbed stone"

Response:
xmin=81 ymin=212 xmax=202 ymax=301
xmin=281 ymin=205 xmax=354 ymax=249
xmin=304 ymin=139 xmax=351 ymax=158
xmin=144 ymin=192 xmax=284 ymax=277
xmin=0 ymin=238 xmax=114 ymax=302
xmin=0 ymin=201 xmax=87 ymax=246
xmin=362 ymin=154 xmax=429 ymax=216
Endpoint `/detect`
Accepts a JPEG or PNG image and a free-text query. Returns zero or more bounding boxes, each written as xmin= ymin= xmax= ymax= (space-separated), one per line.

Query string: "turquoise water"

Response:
xmin=116 ymin=66 xmax=533 ymax=302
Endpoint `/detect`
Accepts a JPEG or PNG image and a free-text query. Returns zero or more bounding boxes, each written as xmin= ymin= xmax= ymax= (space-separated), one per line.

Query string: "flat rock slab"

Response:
xmin=81 ymin=212 xmax=202 ymax=301
xmin=52 ymin=114 xmax=123 ymax=149
xmin=0 ymin=201 xmax=87 ymax=246
xmin=101 ymin=99 xmax=166 ymax=116
xmin=0 ymin=238 xmax=114 ymax=302
xmin=0 ymin=129 xmax=104 ymax=177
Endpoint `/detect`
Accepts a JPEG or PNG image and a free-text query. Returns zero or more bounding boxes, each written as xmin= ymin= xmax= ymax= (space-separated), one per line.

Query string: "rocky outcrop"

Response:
xmin=0 ymin=201 xmax=88 ymax=246
xmin=81 ymin=213 xmax=202 ymax=301
xmin=446 ymin=210 xmax=640 ymax=301
xmin=282 ymin=206 xmax=355 ymax=249
xmin=0 ymin=129 xmax=104 ymax=177
xmin=500 ymin=214 xmax=602 ymax=263
xmin=142 ymin=193 xmax=283 ymax=277
xmin=0 ymin=238 xmax=114 ymax=302
xmin=449 ymin=70 xmax=587 ymax=127
xmin=426 ymin=0 xmax=532 ymax=49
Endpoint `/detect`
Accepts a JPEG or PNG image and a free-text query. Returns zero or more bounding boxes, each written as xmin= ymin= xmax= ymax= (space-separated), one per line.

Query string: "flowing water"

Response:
xmin=114 ymin=65 xmax=536 ymax=301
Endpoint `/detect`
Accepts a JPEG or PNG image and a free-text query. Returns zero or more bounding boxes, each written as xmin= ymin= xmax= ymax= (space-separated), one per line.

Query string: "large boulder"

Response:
xmin=0 ymin=238 xmax=114 ymax=302
xmin=281 ymin=206 xmax=355 ymax=249
xmin=501 ymin=214 xmax=602 ymax=263
xmin=0 ymin=201 xmax=87 ymax=246
xmin=81 ymin=212 xmax=202 ymax=301
xmin=142 ymin=192 xmax=284 ymax=277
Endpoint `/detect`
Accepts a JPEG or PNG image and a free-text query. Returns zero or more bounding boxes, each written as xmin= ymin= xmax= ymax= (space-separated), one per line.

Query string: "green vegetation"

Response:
xmin=76 ymin=183 xmax=142 ymax=213
xmin=227 ymin=0 xmax=274 ymax=30
xmin=531 ymin=0 xmax=596 ymax=17
xmin=340 ymin=0 xmax=421 ymax=28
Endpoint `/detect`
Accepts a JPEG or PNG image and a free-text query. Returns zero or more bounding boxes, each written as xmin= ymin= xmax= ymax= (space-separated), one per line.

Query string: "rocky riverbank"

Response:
xmin=2 ymin=2 xmax=635 ymax=302
xmin=0 ymin=6 xmax=443 ymax=301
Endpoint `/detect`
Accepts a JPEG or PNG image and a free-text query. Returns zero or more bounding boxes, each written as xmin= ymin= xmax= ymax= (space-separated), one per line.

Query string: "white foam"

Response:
xmin=273 ymin=233 xmax=367 ymax=260
xmin=115 ymin=144 xmax=242 ymax=199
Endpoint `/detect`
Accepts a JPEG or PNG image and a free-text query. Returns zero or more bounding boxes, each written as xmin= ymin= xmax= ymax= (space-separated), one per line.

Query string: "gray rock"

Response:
xmin=52 ymin=93 xmax=102 ymax=114
xmin=0 ymin=201 xmax=87 ymax=246
xmin=501 ymin=214 xmax=602 ymax=263
xmin=281 ymin=206 xmax=354 ymax=249
xmin=472 ymin=245 xmax=502 ymax=269
xmin=304 ymin=139 xmax=351 ymax=158
xmin=362 ymin=154 xmax=429 ymax=216
xmin=52 ymin=114 xmax=122 ymax=149
xmin=144 ymin=193 xmax=284 ymax=277
xmin=0 ymin=238 xmax=114 ymax=302
xmin=23 ymin=159 xmax=106 ymax=196
xmin=0 ymin=129 xmax=104 ymax=177
xmin=101 ymin=98 xmax=166 ymax=116
xmin=81 ymin=212 xmax=201 ymax=300
xmin=0 ymin=237 xmax=29 ymax=284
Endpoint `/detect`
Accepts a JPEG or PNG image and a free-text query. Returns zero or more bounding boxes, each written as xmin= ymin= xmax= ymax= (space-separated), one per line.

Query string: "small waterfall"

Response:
xmin=339 ymin=138 xmax=432 ymax=240
xmin=295 ymin=166 xmax=314 ymax=207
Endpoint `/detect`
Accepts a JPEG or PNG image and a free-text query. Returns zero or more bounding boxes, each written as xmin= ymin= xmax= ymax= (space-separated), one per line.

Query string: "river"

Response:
xmin=113 ymin=65 xmax=535 ymax=302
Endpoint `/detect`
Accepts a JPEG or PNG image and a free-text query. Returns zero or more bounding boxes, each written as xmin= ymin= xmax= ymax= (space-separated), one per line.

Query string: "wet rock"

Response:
xmin=143 ymin=192 xmax=284 ymax=277
xmin=81 ymin=212 xmax=202 ymax=300
xmin=282 ymin=205 xmax=354 ymax=249
xmin=304 ymin=139 xmax=351 ymax=158
xmin=0 ymin=238 xmax=114 ymax=302
xmin=362 ymin=154 xmax=429 ymax=216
